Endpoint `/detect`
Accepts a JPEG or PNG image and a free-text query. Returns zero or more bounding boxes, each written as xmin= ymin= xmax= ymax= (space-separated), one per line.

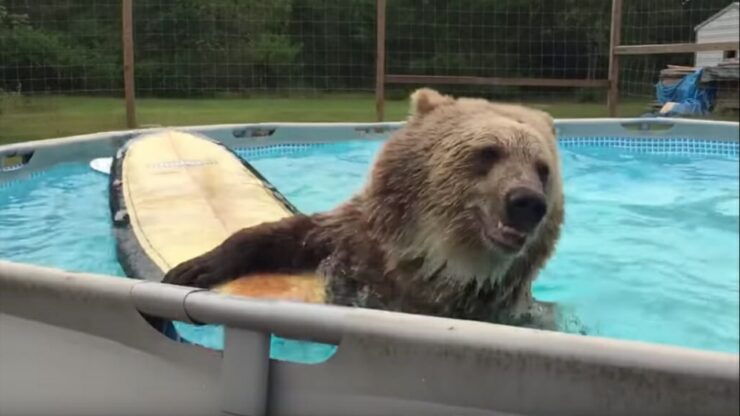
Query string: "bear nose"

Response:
xmin=505 ymin=187 xmax=547 ymax=233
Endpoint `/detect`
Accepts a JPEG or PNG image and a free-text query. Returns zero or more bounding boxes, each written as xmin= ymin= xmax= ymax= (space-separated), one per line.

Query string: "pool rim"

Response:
xmin=1 ymin=117 xmax=738 ymax=179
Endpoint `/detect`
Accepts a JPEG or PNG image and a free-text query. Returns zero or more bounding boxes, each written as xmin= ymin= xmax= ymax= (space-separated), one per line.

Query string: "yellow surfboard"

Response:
xmin=109 ymin=129 xmax=325 ymax=304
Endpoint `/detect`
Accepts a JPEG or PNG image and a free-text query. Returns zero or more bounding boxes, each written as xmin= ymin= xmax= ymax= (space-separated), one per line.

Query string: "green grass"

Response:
xmin=0 ymin=94 xmax=711 ymax=145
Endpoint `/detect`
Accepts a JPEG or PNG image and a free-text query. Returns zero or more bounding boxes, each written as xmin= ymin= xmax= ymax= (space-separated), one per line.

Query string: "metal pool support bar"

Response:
xmin=1 ymin=260 xmax=738 ymax=416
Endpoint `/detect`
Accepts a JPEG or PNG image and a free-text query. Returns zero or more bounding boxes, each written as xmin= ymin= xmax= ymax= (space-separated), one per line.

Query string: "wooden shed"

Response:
xmin=694 ymin=2 xmax=739 ymax=68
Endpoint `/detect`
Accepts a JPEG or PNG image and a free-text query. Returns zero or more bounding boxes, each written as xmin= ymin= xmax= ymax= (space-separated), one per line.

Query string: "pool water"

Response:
xmin=0 ymin=139 xmax=738 ymax=358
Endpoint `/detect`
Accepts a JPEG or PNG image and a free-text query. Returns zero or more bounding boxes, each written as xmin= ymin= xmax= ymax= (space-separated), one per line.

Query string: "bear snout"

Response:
xmin=504 ymin=186 xmax=547 ymax=233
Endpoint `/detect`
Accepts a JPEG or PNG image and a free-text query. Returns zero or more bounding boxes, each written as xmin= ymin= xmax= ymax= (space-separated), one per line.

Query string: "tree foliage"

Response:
xmin=0 ymin=0 xmax=732 ymax=97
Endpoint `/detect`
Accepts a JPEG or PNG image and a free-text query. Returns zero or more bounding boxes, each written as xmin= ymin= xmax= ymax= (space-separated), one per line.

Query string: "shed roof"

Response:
xmin=695 ymin=2 xmax=739 ymax=32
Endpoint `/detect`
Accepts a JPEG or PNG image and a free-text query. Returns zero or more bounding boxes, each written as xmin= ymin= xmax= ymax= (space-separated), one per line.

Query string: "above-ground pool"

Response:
xmin=0 ymin=119 xmax=740 ymax=416
xmin=1 ymin=126 xmax=738 ymax=357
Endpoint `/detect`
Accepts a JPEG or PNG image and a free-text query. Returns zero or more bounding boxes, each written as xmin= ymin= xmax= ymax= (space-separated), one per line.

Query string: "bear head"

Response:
xmin=365 ymin=88 xmax=564 ymax=286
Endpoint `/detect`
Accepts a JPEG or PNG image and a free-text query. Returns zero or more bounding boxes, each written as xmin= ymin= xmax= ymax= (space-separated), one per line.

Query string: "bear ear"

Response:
xmin=409 ymin=88 xmax=454 ymax=116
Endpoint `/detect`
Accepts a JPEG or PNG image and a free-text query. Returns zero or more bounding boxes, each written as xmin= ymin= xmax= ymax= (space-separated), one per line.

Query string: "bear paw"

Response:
xmin=162 ymin=250 xmax=240 ymax=289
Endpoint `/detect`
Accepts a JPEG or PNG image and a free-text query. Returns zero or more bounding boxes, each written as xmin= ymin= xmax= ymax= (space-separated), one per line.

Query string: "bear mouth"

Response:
xmin=481 ymin=220 xmax=527 ymax=253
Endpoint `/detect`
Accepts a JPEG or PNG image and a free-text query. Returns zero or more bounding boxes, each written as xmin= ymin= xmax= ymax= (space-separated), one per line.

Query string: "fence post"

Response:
xmin=122 ymin=0 xmax=137 ymax=129
xmin=607 ymin=0 xmax=624 ymax=117
xmin=375 ymin=0 xmax=387 ymax=122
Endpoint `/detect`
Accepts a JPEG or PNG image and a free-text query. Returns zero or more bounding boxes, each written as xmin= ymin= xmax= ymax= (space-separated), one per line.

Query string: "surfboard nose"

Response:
xmin=110 ymin=129 xmax=323 ymax=304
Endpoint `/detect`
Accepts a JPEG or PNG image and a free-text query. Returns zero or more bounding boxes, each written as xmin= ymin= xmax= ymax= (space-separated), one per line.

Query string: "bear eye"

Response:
xmin=535 ymin=161 xmax=550 ymax=184
xmin=477 ymin=145 xmax=502 ymax=163
xmin=472 ymin=145 xmax=503 ymax=174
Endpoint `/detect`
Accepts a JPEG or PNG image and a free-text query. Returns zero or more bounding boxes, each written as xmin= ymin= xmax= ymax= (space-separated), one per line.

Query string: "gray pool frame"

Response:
xmin=0 ymin=118 xmax=738 ymax=416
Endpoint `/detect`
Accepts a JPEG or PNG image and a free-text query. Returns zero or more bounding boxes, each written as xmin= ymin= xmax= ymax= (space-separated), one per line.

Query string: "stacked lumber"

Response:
xmin=658 ymin=65 xmax=697 ymax=86
xmin=718 ymin=58 xmax=739 ymax=67
xmin=705 ymin=60 xmax=739 ymax=113
xmin=652 ymin=62 xmax=739 ymax=114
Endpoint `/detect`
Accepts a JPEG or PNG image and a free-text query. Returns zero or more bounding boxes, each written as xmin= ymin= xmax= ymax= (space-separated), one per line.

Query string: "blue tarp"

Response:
xmin=655 ymin=68 xmax=717 ymax=117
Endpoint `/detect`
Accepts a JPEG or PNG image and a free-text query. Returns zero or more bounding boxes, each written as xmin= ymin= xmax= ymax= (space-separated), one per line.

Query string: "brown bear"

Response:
xmin=163 ymin=88 xmax=565 ymax=329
